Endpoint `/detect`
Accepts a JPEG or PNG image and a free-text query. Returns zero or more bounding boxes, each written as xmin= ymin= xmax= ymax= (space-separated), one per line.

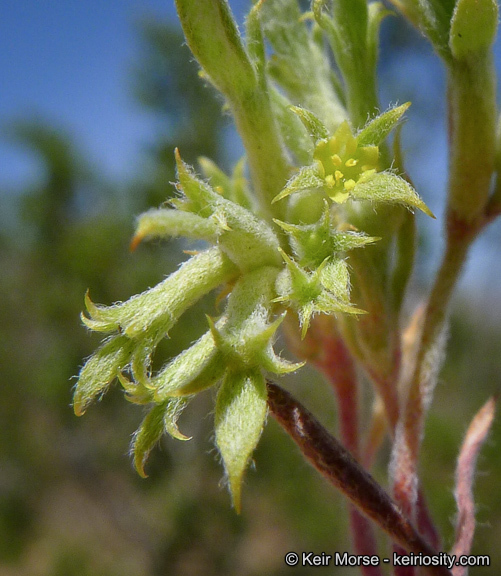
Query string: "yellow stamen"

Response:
xmin=331 ymin=154 xmax=342 ymax=167
xmin=325 ymin=174 xmax=335 ymax=187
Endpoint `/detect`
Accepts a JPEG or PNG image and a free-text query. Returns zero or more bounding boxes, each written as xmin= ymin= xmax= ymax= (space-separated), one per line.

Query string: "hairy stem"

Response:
xmin=175 ymin=0 xmax=290 ymax=219
xmin=392 ymin=48 xmax=497 ymax=519
xmin=393 ymin=213 xmax=480 ymax=518
xmin=266 ymin=382 xmax=452 ymax=576
xmin=231 ymin=91 xmax=290 ymax=219
xmin=311 ymin=325 xmax=382 ymax=575
xmin=451 ymin=397 xmax=496 ymax=574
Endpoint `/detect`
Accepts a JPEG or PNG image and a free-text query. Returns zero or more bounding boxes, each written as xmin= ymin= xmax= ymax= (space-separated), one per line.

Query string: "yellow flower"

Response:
xmin=314 ymin=121 xmax=379 ymax=202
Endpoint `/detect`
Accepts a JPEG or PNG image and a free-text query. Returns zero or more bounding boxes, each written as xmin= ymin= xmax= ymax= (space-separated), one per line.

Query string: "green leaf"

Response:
xmin=269 ymin=89 xmax=314 ymax=165
xmin=130 ymin=335 xmax=157 ymax=389
xmin=275 ymin=203 xmax=379 ymax=267
xmin=74 ymin=335 xmax=134 ymax=416
xmin=245 ymin=0 xmax=266 ymax=81
xmin=152 ymin=329 xmax=225 ymax=401
xmin=82 ymin=249 xmax=238 ymax=338
xmin=176 ymin=151 xmax=282 ymax=271
xmin=215 ymin=369 xmax=267 ymax=512
xmin=330 ymin=231 xmax=380 ymax=252
xmin=356 ymin=103 xmax=411 ymax=147
xmin=261 ymin=0 xmax=346 ymax=130
xmin=132 ymin=398 xmax=191 ymax=478
xmin=175 ymin=0 xmax=257 ymax=101
xmin=198 ymin=156 xmax=231 ymax=193
xmin=177 ymin=3 xmax=290 ymax=216
xmin=352 ymin=172 xmax=435 ymax=217
xmin=276 ymin=248 xmax=320 ymax=302
xmin=228 ymin=159 xmax=253 ymax=209
xmin=132 ymin=209 xmax=219 ymax=249
xmin=387 ymin=0 xmax=454 ymax=60
xmin=313 ymin=0 xmax=379 ymax=127
xmin=217 ymin=267 xmax=278 ymax=355
xmin=216 ymin=214 xmax=282 ymax=271
xmin=427 ymin=0 xmax=457 ymax=41
xmin=274 ymin=253 xmax=363 ymax=338
xmin=164 ymin=397 xmax=191 ymax=441
xmin=289 ymin=106 xmax=329 ymax=143
xmin=449 ymin=0 xmax=498 ymax=60
xmin=209 ymin=267 xmax=302 ymax=374
xmin=319 ymin=259 xmax=350 ymax=301
xmin=198 ymin=157 xmax=253 ymax=209
xmin=118 ymin=372 xmax=154 ymax=405
xmin=386 ymin=0 xmax=421 ymax=26
xmin=175 ymin=149 xmax=221 ymax=216
xmin=132 ymin=403 xmax=167 ymax=478
xmin=322 ymin=0 xmax=368 ymax=66
xmin=272 ymin=165 xmax=324 ymax=204
xmin=421 ymin=0 xmax=456 ymax=59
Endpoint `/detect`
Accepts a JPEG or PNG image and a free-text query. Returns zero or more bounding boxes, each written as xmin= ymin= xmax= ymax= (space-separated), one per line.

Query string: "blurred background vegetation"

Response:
xmin=1 ymin=7 xmax=500 ymax=576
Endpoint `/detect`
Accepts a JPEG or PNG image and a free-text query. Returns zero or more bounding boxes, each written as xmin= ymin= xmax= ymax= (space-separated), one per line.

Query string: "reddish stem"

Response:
xmin=451 ymin=397 xmax=496 ymax=575
xmin=312 ymin=327 xmax=382 ymax=576
xmin=393 ymin=213 xmax=480 ymax=521
xmin=313 ymin=327 xmax=359 ymax=456
xmin=266 ymin=382 xmax=452 ymax=576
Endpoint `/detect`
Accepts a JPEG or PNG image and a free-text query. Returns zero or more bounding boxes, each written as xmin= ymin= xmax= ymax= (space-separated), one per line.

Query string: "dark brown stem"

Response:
xmin=311 ymin=327 xmax=382 ymax=576
xmin=266 ymin=381 xmax=452 ymax=576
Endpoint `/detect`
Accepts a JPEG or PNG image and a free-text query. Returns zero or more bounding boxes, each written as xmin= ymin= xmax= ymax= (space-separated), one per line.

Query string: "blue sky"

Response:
xmin=0 ymin=1 xmax=252 ymax=191
xmin=0 ymin=1 xmax=191 ymax=189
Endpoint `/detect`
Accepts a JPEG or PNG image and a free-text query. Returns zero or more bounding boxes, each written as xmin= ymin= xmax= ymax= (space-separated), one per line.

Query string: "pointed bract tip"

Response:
xmin=129 ymin=233 xmax=143 ymax=252
xmin=230 ymin=478 xmax=242 ymax=514
xmin=415 ymin=199 xmax=435 ymax=219
xmin=272 ymin=218 xmax=295 ymax=234
xmin=84 ymin=289 xmax=99 ymax=316
xmin=206 ymin=315 xmax=224 ymax=347
xmin=73 ymin=399 xmax=86 ymax=417
xmin=174 ymin=148 xmax=188 ymax=176
xmin=166 ymin=426 xmax=192 ymax=441
xmin=134 ymin=455 xmax=149 ymax=479
xmin=271 ymin=189 xmax=289 ymax=204
xmin=422 ymin=204 xmax=436 ymax=219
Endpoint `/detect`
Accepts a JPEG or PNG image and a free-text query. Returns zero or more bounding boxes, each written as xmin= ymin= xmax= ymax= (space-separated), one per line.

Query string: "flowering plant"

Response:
xmin=74 ymin=1 xmax=500 ymax=573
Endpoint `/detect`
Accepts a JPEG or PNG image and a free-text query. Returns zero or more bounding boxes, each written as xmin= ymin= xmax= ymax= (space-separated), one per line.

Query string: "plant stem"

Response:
xmin=392 ymin=47 xmax=497 ymax=518
xmin=393 ymin=212 xmax=480 ymax=518
xmin=175 ymin=0 xmax=290 ymax=219
xmin=266 ymin=382 xmax=452 ymax=576
xmin=230 ymin=92 xmax=290 ymax=219
xmin=309 ymin=323 xmax=382 ymax=575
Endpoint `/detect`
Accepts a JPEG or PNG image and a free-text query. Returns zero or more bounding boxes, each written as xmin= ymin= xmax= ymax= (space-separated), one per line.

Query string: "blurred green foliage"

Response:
xmin=0 ymin=13 xmax=499 ymax=576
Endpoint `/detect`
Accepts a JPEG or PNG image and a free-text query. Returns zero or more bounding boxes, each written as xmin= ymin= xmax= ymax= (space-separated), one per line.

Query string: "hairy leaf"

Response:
xmin=215 ymin=370 xmax=267 ymax=512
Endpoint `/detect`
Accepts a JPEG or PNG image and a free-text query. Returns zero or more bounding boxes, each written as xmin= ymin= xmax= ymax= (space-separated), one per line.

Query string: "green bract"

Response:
xmin=74 ymin=0 xmax=434 ymax=510
xmin=273 ymin=104 xmax=433 ymax=217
